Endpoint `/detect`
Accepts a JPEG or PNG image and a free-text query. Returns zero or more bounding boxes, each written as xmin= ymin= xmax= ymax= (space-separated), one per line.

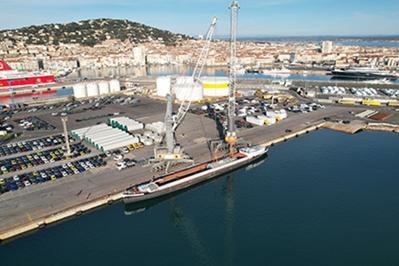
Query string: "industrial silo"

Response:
xmin=156 ymin=76 xmax=172 ymax=97
xmin=98 ymin=81 xmax=110 ymax=95
xmin=201 ymin=76 xmax=229 ymax=97
xmin=109 ymin=79 xmax=121 ymax=93
xmin=176 ymin=76 xmax=194 ymax=85
xmin=73 ymin=83 xmax=87 ymax=99
xmin=86 ymin=82 xmax=99 ymax=97
xmin=175 ymin=82 xmax=203 ymax=102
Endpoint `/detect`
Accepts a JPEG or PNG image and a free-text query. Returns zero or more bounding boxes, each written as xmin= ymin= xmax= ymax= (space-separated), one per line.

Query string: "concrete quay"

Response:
xmin=0 ymin=105 xmax=397 ymax=243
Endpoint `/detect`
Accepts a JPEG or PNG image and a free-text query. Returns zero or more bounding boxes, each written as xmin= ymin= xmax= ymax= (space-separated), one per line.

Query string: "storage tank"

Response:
xmin=156 ymin=76 xmax=172 ymax=97
xmin=86 ymin=82 xmax=99 ymax=97
xmin=98 ymin=81 xmax=110 ymax=95
xmin=176 ymin=76 xmax=194 ymax=85
xmin=73 ymin=83 xmax=87 ymax=99
xmin=175 ymin=82 xmax=203 ymax=102
xmin=109 ymin=79 xmax=121 ymax=93
xmin=200 ymin=76 xmax=229 ymax=97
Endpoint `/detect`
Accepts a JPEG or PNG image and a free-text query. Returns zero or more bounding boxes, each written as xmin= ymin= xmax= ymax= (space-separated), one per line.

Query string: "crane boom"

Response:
xmin=192 ymin=16 xmax=218 ymax=82
xmin=173 ymin=17 xmax=218 ymax=131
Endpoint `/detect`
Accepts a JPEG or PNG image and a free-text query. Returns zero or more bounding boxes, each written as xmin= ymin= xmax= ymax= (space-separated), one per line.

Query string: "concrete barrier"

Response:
xmin=261 ymin=122 xmax=326 ymax=148
xmin=0 ymin=192 xmax=124 ymax=242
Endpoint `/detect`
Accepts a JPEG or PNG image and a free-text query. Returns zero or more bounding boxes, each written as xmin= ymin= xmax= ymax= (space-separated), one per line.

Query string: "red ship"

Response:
xmin=0 ymin=59 xmax=56 ymax=89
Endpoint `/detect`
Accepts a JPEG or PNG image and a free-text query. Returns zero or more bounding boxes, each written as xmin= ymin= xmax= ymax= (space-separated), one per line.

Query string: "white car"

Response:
xmin=113 ymin=154 xmax=124 ymax=161
xmin=117 ymin=164 xmax=127 ymax=171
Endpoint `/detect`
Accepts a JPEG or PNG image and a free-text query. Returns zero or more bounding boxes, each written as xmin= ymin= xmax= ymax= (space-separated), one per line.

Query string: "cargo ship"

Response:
xmin=330 ymin=67 xmax=398 ymax=81
xmin=0 ymin=59 xmax=56 ymax=89
xmin=122 ymin=146 xmax=268 ymax=204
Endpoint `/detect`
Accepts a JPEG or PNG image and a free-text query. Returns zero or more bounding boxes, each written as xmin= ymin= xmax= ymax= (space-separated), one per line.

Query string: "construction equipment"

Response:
xmin=225 ymin=0 xmax=240 ymax=156
xmin=153 ymin=94 xmax=193 ymax=172
xmin=152 ymin=17 xmax=218 ymax=172
xmin=174 ymin=16 xmax=218 ymax=131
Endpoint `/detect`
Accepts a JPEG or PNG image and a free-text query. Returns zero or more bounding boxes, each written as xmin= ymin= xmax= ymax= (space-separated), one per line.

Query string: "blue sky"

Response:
xmin=1 ymin=0 xmax=399 ymax=36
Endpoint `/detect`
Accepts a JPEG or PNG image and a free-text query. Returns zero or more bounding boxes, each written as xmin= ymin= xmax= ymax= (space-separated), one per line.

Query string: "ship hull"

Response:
xmin=123 ymin=151 xmax=267 ymax=205
xmin=0 ymin=75 xmax=56 ymax=89
xmin=330 ymin=71 xmax=397 ymax=81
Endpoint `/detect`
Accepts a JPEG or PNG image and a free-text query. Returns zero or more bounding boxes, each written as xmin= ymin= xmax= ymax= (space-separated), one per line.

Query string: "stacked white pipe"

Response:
xmin=109 ymin=117 xmax=144 ymax=132
xmin=320 ymin=86 xmax=347 ymax=95
xmin=266 ymin=109 xmax=288 ymax=121
xmin=350 ymin=87 xmax=379 ymax=97
xmin=246 ymin=109 xmax=288 ymax=126
xmin=145 ymin=121 xmax=166 ymax=135
xmin=142 ymin=131 xmax=163 ymax=146
xmin=71 ymin=124 xmax=139 ymax=152
xmin=383 ymin=89 xmax=399 ymax=98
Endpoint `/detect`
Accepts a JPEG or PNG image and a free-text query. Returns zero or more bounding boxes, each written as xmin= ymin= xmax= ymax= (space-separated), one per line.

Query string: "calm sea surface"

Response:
xmin=1 ymin=129 xmax=399 ymax=266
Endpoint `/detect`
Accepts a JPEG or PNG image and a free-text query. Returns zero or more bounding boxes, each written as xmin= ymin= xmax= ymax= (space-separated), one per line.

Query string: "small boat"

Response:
xmin=263 ymin=67 xmax=292 ymax=78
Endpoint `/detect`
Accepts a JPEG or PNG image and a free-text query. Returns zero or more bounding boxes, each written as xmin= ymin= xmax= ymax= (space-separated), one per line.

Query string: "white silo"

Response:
xmin=109 ymin=79 xmax=121 ymax=93
xmin=73 ymin=83 xmax=87 ymax=99
xmin=156 ymin=76 xmax=171 ymax=97
xmin=98 ymin=81 xmax=110 ymax=95
xmin=86 ymin=82 xmax=99 ymax=97
xmin=176 ymin=76 xmax=194 ymax=85
xmin=175 ymin=82 xmax=203 ymax=102
xmin=201 ymin=76 xmax=229 ymax=97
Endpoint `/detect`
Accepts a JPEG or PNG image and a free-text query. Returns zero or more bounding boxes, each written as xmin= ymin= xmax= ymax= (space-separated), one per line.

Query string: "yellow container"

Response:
xmin=338 ymin=100 xmax=356 ymax=105
xmin=388 ymin=101 xmax=399 ymax=107
xmin=362 ymin=100 xmax=381 ymax=106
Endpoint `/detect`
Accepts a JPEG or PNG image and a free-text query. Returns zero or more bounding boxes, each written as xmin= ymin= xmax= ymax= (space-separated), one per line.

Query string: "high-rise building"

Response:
xmin=321 ymin=41 xmax=334 ymax=54
xmin=133 ymin=46 xmax=146 ymax=66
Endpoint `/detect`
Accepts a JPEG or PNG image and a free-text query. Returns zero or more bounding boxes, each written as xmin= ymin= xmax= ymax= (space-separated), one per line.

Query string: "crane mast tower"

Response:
xmin=225 ymin=0 xmax=240 ymax=155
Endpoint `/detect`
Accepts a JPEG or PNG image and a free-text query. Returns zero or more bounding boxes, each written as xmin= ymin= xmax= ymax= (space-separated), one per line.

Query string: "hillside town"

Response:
xmin=0 ymin=19 xmax=398 ymax=72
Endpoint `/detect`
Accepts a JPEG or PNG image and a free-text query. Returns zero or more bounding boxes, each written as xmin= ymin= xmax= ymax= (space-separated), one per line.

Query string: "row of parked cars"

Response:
xmin=16 ymin=116 xmax=56 ymax=131
xmin=0 ymin=135 xmax=68 ymax=158
xmin=0 ymin=143 xmax=90 ymax=175
xmin=0 ymin=155 xmax=106 ymax=195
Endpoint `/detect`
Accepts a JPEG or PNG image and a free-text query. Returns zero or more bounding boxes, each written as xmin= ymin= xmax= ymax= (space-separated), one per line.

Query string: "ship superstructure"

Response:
xmin=330 ymin=67 xmax=398 ymax=81
xmin=0 ymin=59 xmax=56 ymax=89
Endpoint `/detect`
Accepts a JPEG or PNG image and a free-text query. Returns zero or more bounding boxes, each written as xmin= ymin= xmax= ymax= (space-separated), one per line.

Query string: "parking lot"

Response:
xmin=0 ymin=143 xmax=90 ymax=176
xmin=0 ymin=135 xmax=67 ymax=157
xmin=15 ymin=116 xmax=56 ymax=131
xmin=0 ymin=155 xmax=106 ymax=195
xmin=0 ymin=95 xmax=169 ymax=143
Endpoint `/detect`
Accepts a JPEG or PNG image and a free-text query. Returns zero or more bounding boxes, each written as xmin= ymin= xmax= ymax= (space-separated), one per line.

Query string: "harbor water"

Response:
xmin=1 ymin=129 xmax=399 ymax=265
